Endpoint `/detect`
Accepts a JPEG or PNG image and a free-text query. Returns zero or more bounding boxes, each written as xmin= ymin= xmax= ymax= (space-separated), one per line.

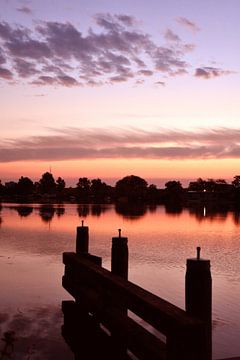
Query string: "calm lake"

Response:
xmin=0 ymin=203 xmax=240 ymax=359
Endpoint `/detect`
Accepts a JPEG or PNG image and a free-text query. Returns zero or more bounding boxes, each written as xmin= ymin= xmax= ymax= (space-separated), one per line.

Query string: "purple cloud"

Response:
xmin=176 ymin=17 xmax=200 ymax=32
xmin=7 ymin=39 xmax=51 ymax=59
xmin=14 ymin=58 xmax=39 ymax=77
xmin=16 ymin=6 xmax=32 ymax=15
xmin=58 ymin=74 xmax=79 ymax=86
xmin=116 ymin=14 xmax=139 ymax=27
xmin=0 ymin=47 xmax=5 ymax=64
xmin=0 ymin=14 xmax=231 ymax=87
xmin=1 ymin=127 xmax=240 ymax=162
xmin=0 ymin=66 xmax=13 ymax=79
xmin=195 ymin=67 xmax=233 ymax=79
xmin=0 ymin=14 xmax=195 ymax=87
xmin=164 ymin=29 xmax=181 ymax=42
xmin=155 ymin=81 xmax=165 ymax=86
xmin=137 ymin=69 xmax=153 ymax=76
xmin=32 ymin=74 xmax=79 ymax=86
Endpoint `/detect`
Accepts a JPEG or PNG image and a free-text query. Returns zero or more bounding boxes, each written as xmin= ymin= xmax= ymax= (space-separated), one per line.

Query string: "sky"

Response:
xmin=0 ymin=0 xmax=240 ymax=185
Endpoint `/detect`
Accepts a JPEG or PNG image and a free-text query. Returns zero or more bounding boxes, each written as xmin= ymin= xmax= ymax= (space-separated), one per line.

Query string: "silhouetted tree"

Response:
xmin=115 ymin=175 xmax=148 ymax=202
xmin=165 ymin=180 xmax=183 ymax=192
xmin=17 ymin=176 xmax=34 ymax=196
xmin=147 ymin=184 xmax=159 ymax=203
xmin=232 ymin=175 xmax=240 ymax=188
xmin=164 ymin=180 xmax=183 ymax=203
xmin=0 ymin=180 xmax=5 ymax=196
xmin=232 ymin=175 xmax=240 ymax=204
xmin=56 ymin=177 xmax=65 ymax=191
xmin=77 ymin=177 xmax=91 ymax=191
xmin=215 ymin=179 xmax=227 ymax=184
xmin=76 ymin=177 xmax=91 ymax=201
xmin=204 ymin=179 xmax=216 ymax=192
xmin=90 ymin=178 xmax=108 ymax=202
xmin=4 ymin=181 xmax=18 ymax=196
xmin=188 ymin=178 xmax=205 ymax=191
xmin=39 ymin=172 xmax=56 ymax=194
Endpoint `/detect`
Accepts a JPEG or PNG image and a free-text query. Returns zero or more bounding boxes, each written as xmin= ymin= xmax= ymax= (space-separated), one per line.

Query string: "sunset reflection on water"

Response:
xmin=0 ymin=203 xmax=240 ymax=359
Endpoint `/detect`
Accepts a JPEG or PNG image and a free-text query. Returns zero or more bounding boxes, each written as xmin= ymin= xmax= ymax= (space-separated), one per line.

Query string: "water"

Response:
xmin=0 ymin=203 xmax=240 ymax=359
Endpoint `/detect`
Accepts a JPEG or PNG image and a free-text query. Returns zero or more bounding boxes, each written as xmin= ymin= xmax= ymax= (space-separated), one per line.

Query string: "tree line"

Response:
xmin=0 ymin=172 xmax=240 ymax=204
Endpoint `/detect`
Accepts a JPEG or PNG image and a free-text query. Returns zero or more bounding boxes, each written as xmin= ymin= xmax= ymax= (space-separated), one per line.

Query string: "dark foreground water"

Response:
xmin=0 ymin=203 xmax=240 ymax=359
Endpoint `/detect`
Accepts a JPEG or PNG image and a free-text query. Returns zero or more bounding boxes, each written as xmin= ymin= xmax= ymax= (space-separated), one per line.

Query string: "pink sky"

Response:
xmin=0 ymin=0 xmax=240 ymax=182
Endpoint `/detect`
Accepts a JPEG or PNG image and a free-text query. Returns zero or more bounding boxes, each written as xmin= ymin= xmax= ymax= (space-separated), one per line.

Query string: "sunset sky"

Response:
xmin=1 ymin=0 xmax=240 ymax=185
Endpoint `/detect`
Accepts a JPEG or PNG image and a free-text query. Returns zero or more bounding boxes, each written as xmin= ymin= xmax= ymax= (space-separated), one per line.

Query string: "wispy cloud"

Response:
xmin=164 ymin=29 xmax=181 ymax=42
xmin=1 ymin=127 xmax=240 ymax=162
xmin=16 ymin=6 xmax=32 ymax=15
xmin=176 ymin=17 xmax=200 ymax=32
xmin=195 ymin=66 xmax=234 ymax=79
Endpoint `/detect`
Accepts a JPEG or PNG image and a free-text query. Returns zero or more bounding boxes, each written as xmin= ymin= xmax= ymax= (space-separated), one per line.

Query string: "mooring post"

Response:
xmin=185 ymin=247 xmax=212 ymax=360
xmin=111 ymin=228 xmax=128 ymax=280
xmin=76 ymin=220 xmax=89 ymax=255
xmin=110 ymin=229 xmax=129 ymax=358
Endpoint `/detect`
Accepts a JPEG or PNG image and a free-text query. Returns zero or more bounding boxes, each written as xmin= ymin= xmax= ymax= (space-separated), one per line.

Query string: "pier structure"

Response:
xmin=62 ymin=222 xmax=212 ymax=360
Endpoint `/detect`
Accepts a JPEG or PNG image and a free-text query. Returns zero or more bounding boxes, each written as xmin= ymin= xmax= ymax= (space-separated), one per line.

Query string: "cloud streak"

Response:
xmin=195 ymin=66 xmax=234 ymax=79
xmin=176 ymin=17 xmax=200 ymax=32
xmin=16 ymin=6 xmax=32 ymax=15
xmin=1 ymin=127 xmax=240 ymax=162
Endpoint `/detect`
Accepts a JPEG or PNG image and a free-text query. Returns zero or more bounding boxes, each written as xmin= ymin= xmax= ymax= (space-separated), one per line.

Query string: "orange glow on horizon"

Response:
xmin=0 ymin=158 xmax=240 ymax=183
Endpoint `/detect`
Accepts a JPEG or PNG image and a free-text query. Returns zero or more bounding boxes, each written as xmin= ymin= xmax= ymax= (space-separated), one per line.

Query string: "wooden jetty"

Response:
xmin=62 ymin=222 xmax=214 ymax=360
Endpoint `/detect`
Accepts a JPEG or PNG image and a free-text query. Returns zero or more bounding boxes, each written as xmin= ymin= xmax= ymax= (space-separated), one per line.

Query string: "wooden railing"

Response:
xmin=62 ymin=223 xmax=212 ymax=360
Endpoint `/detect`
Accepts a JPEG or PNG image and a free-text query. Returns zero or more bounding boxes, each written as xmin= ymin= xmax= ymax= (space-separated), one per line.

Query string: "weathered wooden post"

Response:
xmin=76 ymin=221 xmax=102 ymax=266
xmin=111 ymin=229 xmax=129 ymax=358
xmin=185 ymin=247 xmax=212 ymax=360
xmin=111 ymin=229 xmax=128 ymax=279
xmin=76 ymin=220 xmax=89 ymax=254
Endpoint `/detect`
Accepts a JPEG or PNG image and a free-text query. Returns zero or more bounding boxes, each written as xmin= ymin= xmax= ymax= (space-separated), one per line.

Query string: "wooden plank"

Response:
xmin=62 ymin=294 xmax=167 ymax=360
xmin=63 ymin=252 xmax=203 ymax=336
xmin=62 ymin=300 xmax=131 ymax=360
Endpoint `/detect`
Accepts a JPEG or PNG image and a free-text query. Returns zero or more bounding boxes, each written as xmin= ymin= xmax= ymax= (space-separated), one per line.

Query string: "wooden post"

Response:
xmin=185 ymin=247 xmax=212 ymax=360
xmin=76 ymin=220 xmax=89 ymax=255
xmin=111 ymin=229 xmax=129 ymax=359
xmin=111 ymin=229 xmax=128 ymax=280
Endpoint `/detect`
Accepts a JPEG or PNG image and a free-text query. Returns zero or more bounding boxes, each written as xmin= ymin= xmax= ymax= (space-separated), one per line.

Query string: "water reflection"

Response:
xmin=115 ymin=202 xmax=147 ymax=219
xmin=233 ymin=210 xmax=240 ymax=225
xmin=0 ymin=306 xmax=71 ymax=359
xmin=4 ymin=203 xmax=240 ymax=227
xmin=188 ymin=204 xmax=229 ymax=223
xmin=56 ymin=205 xmax=65 ymax=218
xmin=77 ymin=204 xmax=110 ymax=218
xmin=164 ymin=202 xmax=183 ymax=215
xmin=77 ymin=204 xmax=90 ymax=218
xmin=39 ymin=204 xmax=56 ymax=223
xmin=1 ymin=203 xmax=240 ymax=358
xmin=15 ymin=206 xmax=33 ymax=217
xmin=91 ymin=204 xmax=105 ymax=217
